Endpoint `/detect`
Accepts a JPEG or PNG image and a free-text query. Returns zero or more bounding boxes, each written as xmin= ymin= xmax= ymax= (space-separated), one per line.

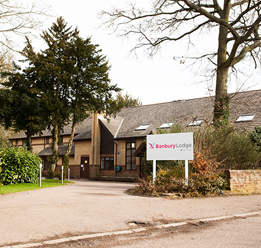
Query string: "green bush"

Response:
xmin=194 ymin=125 xmax=260 ymax=170
xmin=249 ymin=126 xmax=261 ymax=150
xmin=0 ymin=147 xmax=41 ymax=185
xmin=47 ymin=169 xmax=54 ymax=179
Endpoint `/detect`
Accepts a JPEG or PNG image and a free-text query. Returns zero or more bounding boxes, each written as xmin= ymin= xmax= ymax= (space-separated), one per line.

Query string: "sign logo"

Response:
xmin=149 ymin=143 xmax=155 ymax=149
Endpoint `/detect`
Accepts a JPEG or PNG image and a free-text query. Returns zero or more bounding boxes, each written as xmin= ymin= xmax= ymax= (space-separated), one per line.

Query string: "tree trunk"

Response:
xmin=25 ymin=128 xmax=32 ymax=151
xmin=62 ymin=121 xmax=77 ymax=172
xmin=27 ymin=135 xmax=32 ymax=151
xmin=213 ymin=8 xmax=230 ymax=126
xmin=50 ymin=121 xmax=59 ymax=174
xmin=214 ymin=66 xmax=230 ymax=126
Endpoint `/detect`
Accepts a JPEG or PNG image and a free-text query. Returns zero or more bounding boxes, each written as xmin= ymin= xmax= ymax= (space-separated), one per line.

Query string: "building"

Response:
xmin=9 ymin=90 xmax=261 ymax=180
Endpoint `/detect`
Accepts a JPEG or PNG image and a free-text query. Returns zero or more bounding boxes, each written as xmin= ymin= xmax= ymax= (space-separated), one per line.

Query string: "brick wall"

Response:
xmin=67 ymin=165 xmax=80 ymax=179
xmin=42 ymin=165 xmax=80 ymax=179
xmin=91 ymin=165 xmax=140 ymax=181
xmin=229 ymin=170 xmax=261 ymax=194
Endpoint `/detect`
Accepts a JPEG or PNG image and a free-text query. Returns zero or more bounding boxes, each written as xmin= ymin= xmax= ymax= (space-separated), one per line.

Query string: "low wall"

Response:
xmin=229 ymin=170 xmax=261 ymax=194
xmin=42 ymin=165 xmax=80 ymax=179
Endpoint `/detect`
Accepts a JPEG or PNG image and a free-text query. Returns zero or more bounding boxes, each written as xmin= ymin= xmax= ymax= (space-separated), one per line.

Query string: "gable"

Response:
xmin=100 ymin=124 xmax=114 ymax=155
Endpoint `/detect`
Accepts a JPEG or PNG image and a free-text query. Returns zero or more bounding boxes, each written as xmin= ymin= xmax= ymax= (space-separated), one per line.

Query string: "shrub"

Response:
xmin=133 ymin=123 xmax=260 ymax=197
xmin=157 ymin=123 xmax=260 ymax=171
xmin=194 ymin=125 xmax=260 ymax=170
xmin=132 ymin=171 xmax=228 ymax=197
xmin=131 ymin=165 xmax=228 ymax=197
xmin=47 ymin=169 xmax=54 ymax=179
xmin=249 ymin=126 xmax=261 ymax=150
xmin=0 ymin=147 xmax=41 ymax=185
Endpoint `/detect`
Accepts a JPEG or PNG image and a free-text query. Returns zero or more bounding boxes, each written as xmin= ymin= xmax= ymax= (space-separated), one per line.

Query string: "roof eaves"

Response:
xmin=114 ymin=117 xmax=126 ymax=139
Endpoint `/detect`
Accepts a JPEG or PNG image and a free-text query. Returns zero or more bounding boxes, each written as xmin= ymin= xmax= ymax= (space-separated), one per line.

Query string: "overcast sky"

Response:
xmin=15 ymin=0 xmax=261 ymax=105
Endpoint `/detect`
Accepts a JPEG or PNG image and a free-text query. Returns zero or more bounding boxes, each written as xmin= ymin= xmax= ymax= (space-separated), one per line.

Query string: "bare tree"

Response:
xmin=0 ymin=0 xmax=49 ymax=51
xmin=0 ymin=49 xmax=13 ymax=83
xmin=102 ymin=0 xmax=261 ymax=125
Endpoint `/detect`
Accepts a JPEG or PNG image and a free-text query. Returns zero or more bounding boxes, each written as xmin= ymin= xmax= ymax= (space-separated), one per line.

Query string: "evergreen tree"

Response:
xmin=115 ymin=92 xmax=142 ymax=110
xmin=0 ymin=65 xmax=46 ymax=150
xmin=62 ymin=36 xmax=120 ymax=169
xmin=21 ymin=17 xmax=79 ymax=171
xmin=21 ymin=17 xmax=120 ymax=173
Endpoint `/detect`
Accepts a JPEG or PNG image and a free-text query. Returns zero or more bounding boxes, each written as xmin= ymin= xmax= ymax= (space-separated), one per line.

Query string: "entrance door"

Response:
xmin=80 ymin=156 xmax=89 ymax=178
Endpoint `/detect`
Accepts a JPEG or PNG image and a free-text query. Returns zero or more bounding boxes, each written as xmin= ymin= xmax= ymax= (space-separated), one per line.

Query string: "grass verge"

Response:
xmin=0 ymin=179 xmax=74 ymax=195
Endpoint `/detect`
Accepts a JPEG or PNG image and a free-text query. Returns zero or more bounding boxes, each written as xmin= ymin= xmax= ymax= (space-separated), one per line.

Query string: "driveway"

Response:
xmin=0 ymin=180 xmax=261 ymax=247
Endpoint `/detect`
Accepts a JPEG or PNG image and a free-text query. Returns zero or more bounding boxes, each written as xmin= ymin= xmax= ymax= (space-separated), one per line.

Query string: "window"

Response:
xmin=188 ymin=118 xmax=204 ymax=126
xmin=236 ymin=114 xmax=255 ymax=122
xmin=22 ymin=140 xmax=26 ymax=147
xmin=42 ymin=158 xmax=51 ymax=170
xmin=46 ymin=137 xmax=49 ymax=144
xmin=126 ymin=142 xmax=136 ymax=170
xmin=100 ymin=157 xmax=114 ymax=170
xmin=135 ymin=124 xmax=151 ymax=131
xmin=159 ymin=122 xmax=174 ymax=129
xmin=15 ymin=140 xmax=18 ymax=147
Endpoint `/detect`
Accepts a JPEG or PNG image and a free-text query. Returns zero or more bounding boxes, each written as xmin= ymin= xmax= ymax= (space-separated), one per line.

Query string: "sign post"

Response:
xmin=185 ymin=160 xmax=189 ymax=185
xmin=147 ymin=133 xmax=193 ymax=184
xmin=61 ymin=166 xmax=64 ymax=184
xmin=39 ymin=163 xmax=42 ymax=187
xmin=153 ymin=160 xmax=156 ymax=184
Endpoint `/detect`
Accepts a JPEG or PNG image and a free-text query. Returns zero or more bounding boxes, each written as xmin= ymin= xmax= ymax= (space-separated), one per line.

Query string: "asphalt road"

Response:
xmin=0 ymin=180 xmax=261 ymax=247
xmin=40 ymin=215 xmax=261 ymax=248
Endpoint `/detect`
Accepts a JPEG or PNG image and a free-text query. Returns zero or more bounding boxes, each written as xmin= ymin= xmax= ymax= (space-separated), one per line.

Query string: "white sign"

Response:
xmin=147 ymin=133 xmax=193 ymax=161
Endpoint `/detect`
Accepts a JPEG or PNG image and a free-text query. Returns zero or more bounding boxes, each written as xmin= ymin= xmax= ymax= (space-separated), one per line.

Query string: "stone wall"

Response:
xmin=229 ymin=170 xmax=261 ymax=194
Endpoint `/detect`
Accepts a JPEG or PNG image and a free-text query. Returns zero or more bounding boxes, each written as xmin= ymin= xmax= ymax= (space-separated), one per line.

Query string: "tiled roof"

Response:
xmin=73 ymin=118 xmax=92 ymax=141
xmin=115 ymin=95 xmax=214 ymax=138
xmin=10 ymin=90 xmax=261 ymax=141
xmin=114 ymin=90 xmax=261 ymax=138
xmin=99 ymin=116 xmax=126 ymax=138
xmin=10 ymin=117 xmax=93 ymax=140
xmin=38 ymin=144 xmax=75 ymax=156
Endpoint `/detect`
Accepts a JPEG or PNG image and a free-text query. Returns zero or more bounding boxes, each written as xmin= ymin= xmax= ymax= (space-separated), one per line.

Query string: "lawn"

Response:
xmin=0 ymin=179 xmax=74 ymax=195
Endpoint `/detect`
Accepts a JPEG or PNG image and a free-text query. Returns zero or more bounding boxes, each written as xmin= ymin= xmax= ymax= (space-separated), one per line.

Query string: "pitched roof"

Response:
xmin=38 ymin=144 xmax=75 ymax=157
xmin=9 ymin=90 xmax=261 ymax=141
xmin=99 ymin=116 xmax=126 ymax=138
xmin=73 ymin=118 xmax=92 ymax=141
xmin=10 ymin=117 xmax=93 ymax=140
xmin=115 ymin=96 xmax=214 ymax=138
xmin=113 ymin=89 xmax=261 ymax=138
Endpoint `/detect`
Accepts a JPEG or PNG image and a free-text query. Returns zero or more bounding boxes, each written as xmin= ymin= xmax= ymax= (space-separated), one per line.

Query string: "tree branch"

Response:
xmin=231 ymin=41 xmax=261 ymax=66
xmin=182 ymin=0 xmax=239 ymax=39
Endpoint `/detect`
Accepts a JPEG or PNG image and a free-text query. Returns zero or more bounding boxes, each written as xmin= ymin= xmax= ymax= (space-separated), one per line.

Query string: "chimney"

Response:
xmin=90 ymin=111 xmax=101 ymax=169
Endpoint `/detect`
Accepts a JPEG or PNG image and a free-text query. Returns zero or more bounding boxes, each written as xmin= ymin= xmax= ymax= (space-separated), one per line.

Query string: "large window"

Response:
xmin=100 ymin=157 xmax=114 ymax=170
xmin=126 ymin=142 xmax=136 ymax=170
